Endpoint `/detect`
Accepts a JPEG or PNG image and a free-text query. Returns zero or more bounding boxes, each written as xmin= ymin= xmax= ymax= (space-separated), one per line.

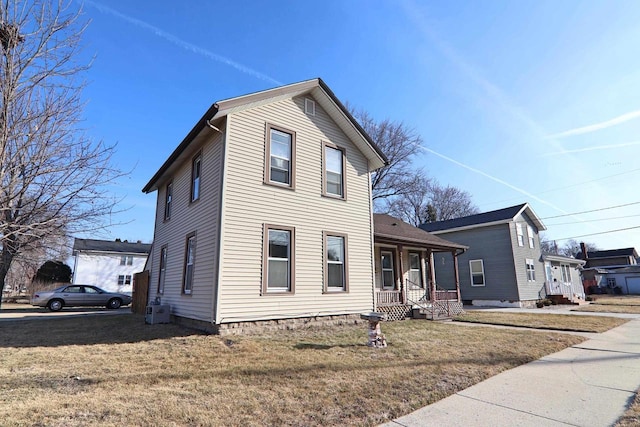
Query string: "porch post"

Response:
xmin=428 ymin=249 xmax=436 ymax=301
xmin=397 ymin=244 xmax=405 ymax=303
xmin=453 ymin=250 xmax=461 ymax=302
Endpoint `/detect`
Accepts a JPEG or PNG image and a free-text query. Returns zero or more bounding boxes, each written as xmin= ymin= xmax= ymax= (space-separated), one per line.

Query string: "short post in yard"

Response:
xmin=360 ymin=312 xmax=387 ymax=348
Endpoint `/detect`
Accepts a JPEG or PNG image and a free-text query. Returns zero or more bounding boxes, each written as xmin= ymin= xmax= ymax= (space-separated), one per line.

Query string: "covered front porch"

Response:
xmin=373 ymin=214 xmax=467 ymax=320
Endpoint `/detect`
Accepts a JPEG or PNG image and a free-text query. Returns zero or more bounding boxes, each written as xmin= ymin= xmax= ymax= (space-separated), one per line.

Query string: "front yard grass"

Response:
xmin=572 ymin=296 xmax=640 ymax=314
xmin=589 ymin=295 xmax=640 ymax=306
xmin=455 ymin=311 xmax=628 ymax=333
xmin=0 ymin=314 xmax=586 ymax=426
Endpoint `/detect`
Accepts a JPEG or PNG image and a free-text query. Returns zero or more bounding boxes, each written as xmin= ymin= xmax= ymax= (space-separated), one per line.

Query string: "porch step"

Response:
xmin=547 ymin=295 xmax=577 ymax=305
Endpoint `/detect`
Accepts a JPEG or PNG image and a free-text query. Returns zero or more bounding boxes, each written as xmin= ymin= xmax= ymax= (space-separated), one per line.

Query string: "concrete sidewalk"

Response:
xmin=381 ymin=316 xmax=640 ymax=427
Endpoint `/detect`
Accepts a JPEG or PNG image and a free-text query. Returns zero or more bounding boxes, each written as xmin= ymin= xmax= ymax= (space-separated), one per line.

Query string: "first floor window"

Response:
xmin=607 ymin=277 xmax=617 ymax=288
xmin=117 ymin=275 xmax=132 ymax=286
xmin=526 ymin=259 xmax=536 ymax=282
xmin=325 ymin=233 xmax=348 ymax=292
xmin=183 ymin=233 xmax=196 ymax=294
xmin=381 ymin=251 xmax=395 ymax=289
xmin=263 ymin=225 xmax=294 ymax=293
xmin=158 ymin=246 xmax=167 ymax=294
xmin=561 ymin=264 xmax=571 ymax=283
xmin=469 ymin=259 xmax=485 ymax=286
xmin=408 ymin=252 xmax=423 ymax=288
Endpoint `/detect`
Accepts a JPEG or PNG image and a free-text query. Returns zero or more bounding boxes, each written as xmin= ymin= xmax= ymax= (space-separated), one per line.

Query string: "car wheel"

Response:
xmin=48 ymin=299 xmax=64 ymax=312
xmin=107 ymin=298 xmax=122 ymax=309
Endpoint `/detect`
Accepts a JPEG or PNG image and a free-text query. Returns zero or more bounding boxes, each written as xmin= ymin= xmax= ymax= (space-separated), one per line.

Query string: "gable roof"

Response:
xmin=419 ymin=203 xmax=546 ymax=234
xmin=73 ymin=238 xmax=152 ymax=255
xmin=374 ymin=214 xmax=467 ymax=251
xmin=577 ymin=248 xmax=639 ymax=260
xmin=541 ymin=253 xmax=586 ymax=266
xmin=142 ymin=78 xmax=388 ymax=193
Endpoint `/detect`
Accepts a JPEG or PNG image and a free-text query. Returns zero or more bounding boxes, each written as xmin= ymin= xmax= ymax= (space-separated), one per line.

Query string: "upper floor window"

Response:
xmin=516 ymin=223 xmax=524 ymax=247
xmin=526 ymin=259 xmax=536 ymax=282
xmin=527 ymin=225 xmax=535 ymax=249
xmin=158 ymin=246 xmax=167 ymax=294
xmin=323 ymin=143 xmax=345 ymax=198
xmin=263 ymin=225 xmax=295 ymax=294
xmin=265 ymin=124 xmax=296 ymax=188
xmin=191 ymin=154 xmax=202 ymax=202
xmin=120 ymin=256 xmax=133 ymax=266
xmin=164 ymin=182 xmax=173 ymax=220
xmin=304 ymin=98 xmax=316 ymax=116
xmin=183 ymin=233 xmax=196 ymax=294
xmin=470 ymin=259 xmax=485 ymax=286
xmin=324 ymin=233 xmax=348 ymax=292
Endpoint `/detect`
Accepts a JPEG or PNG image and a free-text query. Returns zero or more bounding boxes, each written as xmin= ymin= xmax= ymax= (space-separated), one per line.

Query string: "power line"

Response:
xmin=545 ymin=213 xmax=640 ymax=227
xmin=540 ymin=201 xmax=640 ymax=220
xmin=553 ymin=225 xmax=640 ymax=242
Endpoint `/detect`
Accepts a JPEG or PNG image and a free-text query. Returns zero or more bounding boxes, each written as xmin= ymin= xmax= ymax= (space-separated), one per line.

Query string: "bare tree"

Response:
xmin=560 ymin=239 xmax=599 ymax=258
xmin=0 ymin=1 xmax=123 ymax=308
xmin=349 ymin=108 xmax=423 ymax=205
xmin=423 ymin=181 xmax=479 ymax=223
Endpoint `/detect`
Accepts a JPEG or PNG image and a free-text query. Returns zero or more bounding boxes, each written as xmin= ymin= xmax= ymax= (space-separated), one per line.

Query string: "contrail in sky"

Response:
xmin=547 ymin=110 xmax=640 ymax=139
xmin=541 ymin=141 xmax=640 ymax=156
xmin=82 ymin=0 xmax=282 ymax=86
xmin=418 ymin=145 xmax=570 ymax=214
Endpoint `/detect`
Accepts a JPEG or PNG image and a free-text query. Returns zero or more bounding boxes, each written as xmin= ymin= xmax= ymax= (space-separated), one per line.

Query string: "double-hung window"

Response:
xmin=191 ymin=154 xmax=202 ymax=202
xmin=164 ymin=182 xmax=173 ymax=220
xmin=117 ymin=275 xmax=132 ymax=286
xmin=120 ymin=256 xmax=133 ymax=266
xmin=381 ymin=251 xmax=395 ymax=289
xmin=323 ymin=143 xmax=345 ymax=198
xmin=527 ymin=225 xmax=535 ymax=248
xmin=516 ymin=223 xmax=524 ymax=247
xmin=263 ymin=225 xmax=295 ymax=293
xmin=469 ymin=259 xmax=485 ymax=286
xmin=526 ymin=259 xmax=536 ymax=282
xmin=265 ymin=124 xmax=296 ymax=188
xmin=408 ymin=252 xmax=423 ymax=288
xmin=158 ymin=246 xmax=167 ymax=294
xmin=183 ymin=233 xmax=196 ymax=294
xmin=324 ymin=233 xmax=348 ymax=292
xmin=561 ymin=264 xmax=571 ymax=283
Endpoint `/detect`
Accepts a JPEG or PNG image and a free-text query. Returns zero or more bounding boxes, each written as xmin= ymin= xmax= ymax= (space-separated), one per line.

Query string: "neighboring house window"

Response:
xmin=526 ymin=259 xmax=536 ymax=282
xmin=561 ymin=264 xmax=571 ymax=283
xmin=164 ymin=181 xmax=173 ymax=220
xmin=265 ymin=124 xmax=296 ymax=188
xmin=158 ymin=246 xmax=167 ymax=294
xmin=191 ymin=154 xmax=202 ymax=202
xmin=469 ymin=259 xmax=485 ymax=287
xmin=607 ymin=277 xmax=617 ymax=288
xmin=408 ymin=252 xmax=423 ymax=288
xmin=120 ymin=256 xmax=133 ymax=266
xmin=516 ymin=223 xmax=524 ymax=247
xmin=183 ymin=233 xmax=196 ymax=294
xmin=117 ymin=275 xmax=132 ymax=286
xmin=527 ymin=225 xmax=535 ymax=249
xmin=263 ymin=225 xmax=295 ymax=293
xmin=381 ymin=251 xmax=395 ymax=289
xmin=324 ymin=233 xmax=348 ymax=292
xmin=323 ymin=143 xmax=346 ymax=198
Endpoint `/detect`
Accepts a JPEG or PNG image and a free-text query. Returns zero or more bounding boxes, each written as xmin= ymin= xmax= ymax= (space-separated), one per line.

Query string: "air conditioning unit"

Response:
xmin=145 ymin=304 xmax=170 ymax=324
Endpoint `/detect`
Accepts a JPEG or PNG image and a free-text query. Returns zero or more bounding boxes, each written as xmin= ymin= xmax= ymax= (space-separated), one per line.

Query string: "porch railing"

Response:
xmin=375 ymin=290 xmax=402 ymax=306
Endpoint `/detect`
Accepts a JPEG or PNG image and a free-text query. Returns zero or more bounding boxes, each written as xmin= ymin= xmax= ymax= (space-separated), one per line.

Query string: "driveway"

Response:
xmin=0 ymin=303 xmax=132 ymax=322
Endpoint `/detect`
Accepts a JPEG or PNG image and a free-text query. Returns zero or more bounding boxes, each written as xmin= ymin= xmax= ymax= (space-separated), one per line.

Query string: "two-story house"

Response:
xmin=72 ymin=238 xmax=151 ymax=294
xmin=142 ymin=78 xmax=389 ymax=333
xmin=420 ymin=203 xmax=557 ymax=307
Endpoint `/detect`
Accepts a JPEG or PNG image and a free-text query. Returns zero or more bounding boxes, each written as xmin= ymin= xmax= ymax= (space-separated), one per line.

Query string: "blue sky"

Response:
xmin=76 ymin=0 xmax=640 ymax=252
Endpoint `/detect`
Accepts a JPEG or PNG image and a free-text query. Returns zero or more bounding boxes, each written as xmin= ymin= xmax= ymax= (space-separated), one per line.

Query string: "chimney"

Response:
xmin=580 ymin=242 xmax=588 ymax=260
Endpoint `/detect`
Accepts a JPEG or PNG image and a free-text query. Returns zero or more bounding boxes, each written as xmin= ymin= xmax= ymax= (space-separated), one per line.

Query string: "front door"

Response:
xmin=381 ymin=251 xmax=396 ymax=289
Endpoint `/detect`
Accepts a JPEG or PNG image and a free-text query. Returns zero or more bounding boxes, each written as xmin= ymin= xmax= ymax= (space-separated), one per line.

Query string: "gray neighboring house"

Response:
xmin=577 ymin=247 xmax=640 ymax=294
xmin=420 ymin=203 xmax=552 ymax=307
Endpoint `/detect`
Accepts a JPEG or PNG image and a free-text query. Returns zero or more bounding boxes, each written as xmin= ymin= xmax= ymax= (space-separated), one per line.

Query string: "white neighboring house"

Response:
xmin=72 ymin=238 xmax=152 ymax=294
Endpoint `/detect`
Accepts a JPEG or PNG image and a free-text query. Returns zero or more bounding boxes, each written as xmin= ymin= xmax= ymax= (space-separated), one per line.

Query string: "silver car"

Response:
xmin=31 ymin=285 xmax=132 ymax=311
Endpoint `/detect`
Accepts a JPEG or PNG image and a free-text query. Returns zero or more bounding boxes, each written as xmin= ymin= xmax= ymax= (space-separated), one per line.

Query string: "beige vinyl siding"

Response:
xmin=217 ymin=96 xmax=374 ymax=323
xmin=147 ymin=131 xmax=224 ymax=323
xmin=510 ymin=213 xmax=545 ymax=301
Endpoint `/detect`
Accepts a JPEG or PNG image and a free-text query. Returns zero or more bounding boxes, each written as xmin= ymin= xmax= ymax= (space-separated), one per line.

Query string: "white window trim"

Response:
xmin=407 ymin=252 xmax=423 ymax=288
xmin=527 ymin=225 xmax=535 ymax=249
xmin=183 ymin=233 xmax=196 ymax=294
xmin=516 ymin=223 xmax=524 ymax=247
xmin=262 ymin=225 xmax=295 ymax=294
xmin=469 ymin=259 xmax=486 ymax=287
xmin=381 ymin=250 xmax=395 ymax=289
xmin=191 ymin=154 xmax=202 ymax=202
xmin=526 ymin=258 xmax=536 ymax=282
xmin=324 ymin=232 xmax=348 ymax=292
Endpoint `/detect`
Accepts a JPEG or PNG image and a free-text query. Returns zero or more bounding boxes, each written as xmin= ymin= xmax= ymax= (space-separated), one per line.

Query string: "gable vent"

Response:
xmin=305 ymin=98 xmax=315 ymax=116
